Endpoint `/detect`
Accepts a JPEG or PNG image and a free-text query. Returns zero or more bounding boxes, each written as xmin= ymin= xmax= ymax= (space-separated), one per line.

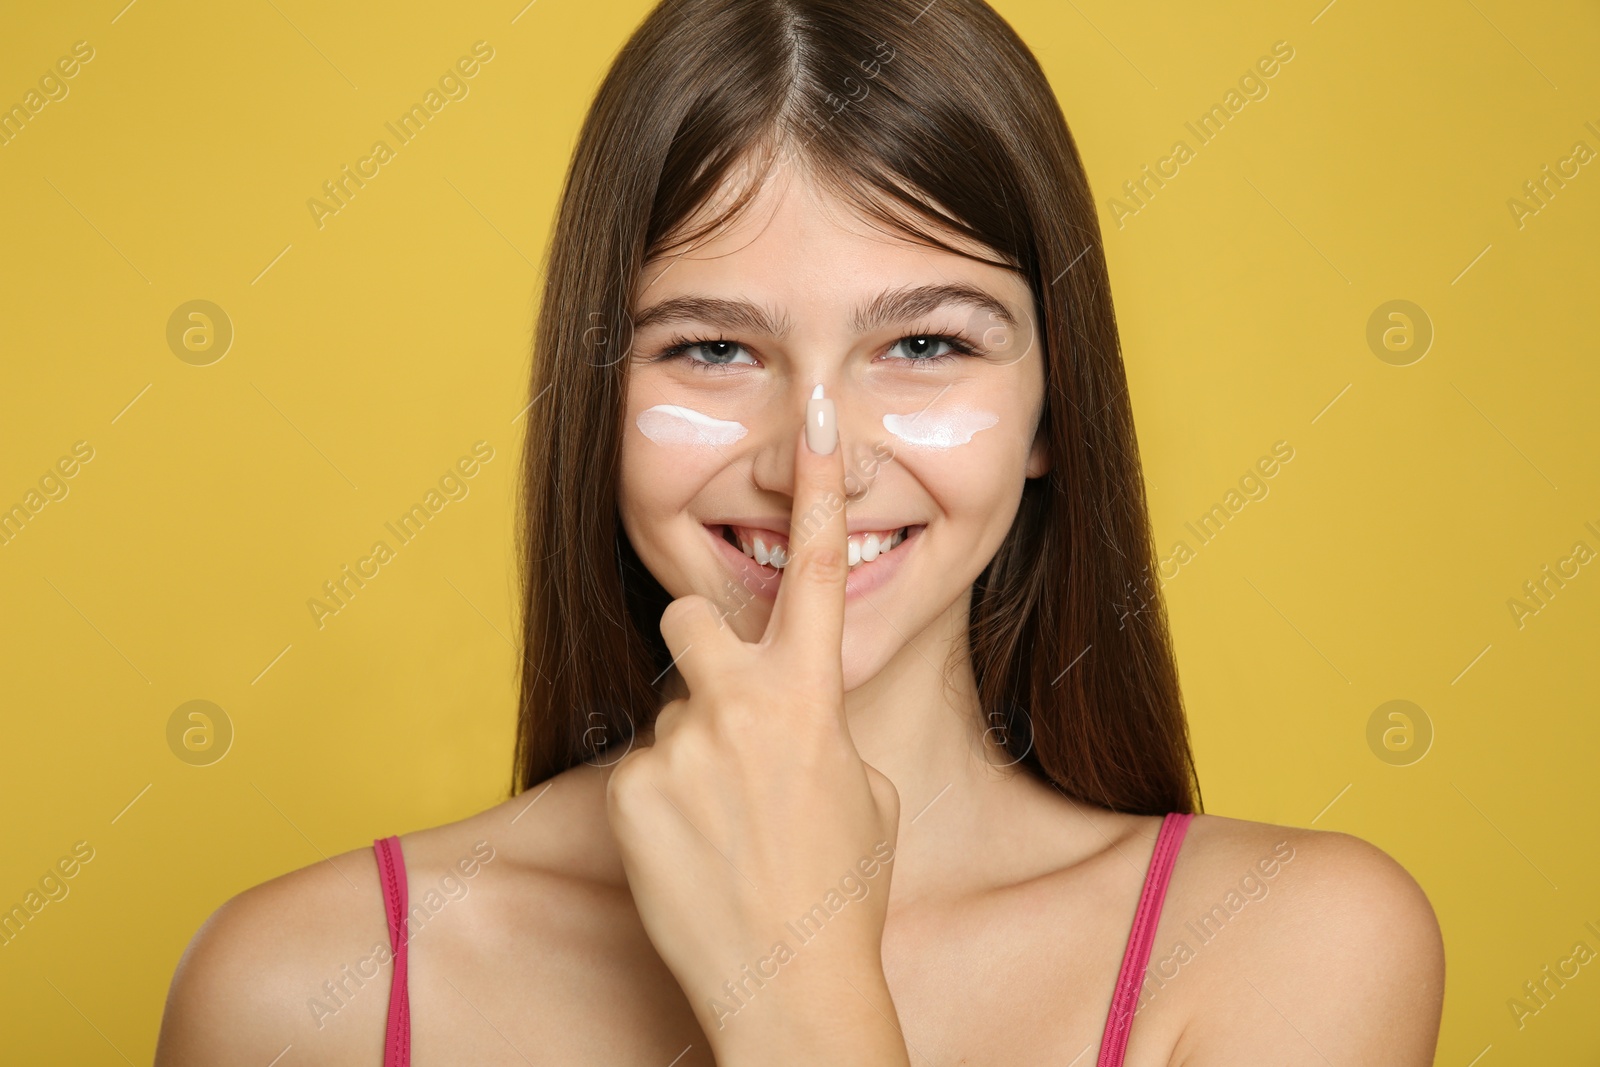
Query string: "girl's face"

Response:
xmin=619 ymin=165 xmax=1049 ymax=691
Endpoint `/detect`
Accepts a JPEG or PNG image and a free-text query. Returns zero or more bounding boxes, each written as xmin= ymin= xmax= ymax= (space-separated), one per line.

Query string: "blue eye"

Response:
xmin=653 ymin=338 xmax=758 ymax=371
xmin=647 ymin=331 xmax=980 ymax=372
xmin=885 ymin=334 xmax=975 ymax=366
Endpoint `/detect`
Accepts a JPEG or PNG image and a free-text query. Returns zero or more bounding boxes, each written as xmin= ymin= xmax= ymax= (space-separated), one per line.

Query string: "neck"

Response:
xmin=839 ymin=588 xmax=1059 ymax=907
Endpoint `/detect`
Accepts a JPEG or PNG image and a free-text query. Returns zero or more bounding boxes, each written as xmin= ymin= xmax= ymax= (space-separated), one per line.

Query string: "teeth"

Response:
xmin=727 ymin=526 xmax=911 ymax=571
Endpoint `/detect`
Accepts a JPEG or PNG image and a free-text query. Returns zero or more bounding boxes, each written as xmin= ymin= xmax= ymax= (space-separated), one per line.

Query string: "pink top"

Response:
xmin=372 ymin=811 xmax=1193 ymax=1066
xmin=1095 ymin=811 xmax=1195 ymax=1065
xmin=373 ymin=836 xmax=410 ymax=1066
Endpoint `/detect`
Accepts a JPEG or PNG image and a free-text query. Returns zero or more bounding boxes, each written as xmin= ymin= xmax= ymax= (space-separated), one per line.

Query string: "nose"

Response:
xmin=749 ymin=379 xmax=878 ymax=501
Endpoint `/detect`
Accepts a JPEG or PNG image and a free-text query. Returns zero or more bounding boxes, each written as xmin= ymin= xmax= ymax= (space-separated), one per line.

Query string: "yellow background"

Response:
xmin=1 ymin=0 xmax=1596 ymax=1062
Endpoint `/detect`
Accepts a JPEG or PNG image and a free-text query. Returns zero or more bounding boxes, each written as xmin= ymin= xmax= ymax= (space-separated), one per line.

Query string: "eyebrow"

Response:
xmin=631 ymin=282 xmax=1019 ymax=338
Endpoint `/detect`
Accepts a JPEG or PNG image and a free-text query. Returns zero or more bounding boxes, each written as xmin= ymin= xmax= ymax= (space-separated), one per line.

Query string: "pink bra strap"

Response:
xmin=374 ymin=836 xmax=411 ymax=1067
xmin=1096 ymin=811 xmax=1195 ymax=1067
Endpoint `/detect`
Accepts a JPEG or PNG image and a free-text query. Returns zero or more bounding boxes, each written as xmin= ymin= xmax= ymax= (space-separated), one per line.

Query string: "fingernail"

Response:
xmin=805 ymin=383 xmax=837 ymax=455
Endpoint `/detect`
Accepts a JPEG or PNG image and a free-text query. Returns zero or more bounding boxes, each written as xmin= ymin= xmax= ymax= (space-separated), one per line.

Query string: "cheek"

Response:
xmin=617 ymin=435 xmax=697 ymax=600
xmin=875 ymin=402 xmax=1029 ymax=476
xmin=880 ymin=408 xmax=998 ymax=450
xmin=894 ymin=437 xmax=1017 ymax=517
xmin=871 ymin=371 xmax=1037 ymax=461
xmin=619 ymin=401 xmax=747 ymax=566
xmin=621 ymin=402 xmax=746 ymax=499
xmin=635 ymin=402 xmax=749 ymax=448
xmin=619 ymin=437 xmax=686 ymax=536
xmin=876 ymin=406 xmax=1031 ymax=533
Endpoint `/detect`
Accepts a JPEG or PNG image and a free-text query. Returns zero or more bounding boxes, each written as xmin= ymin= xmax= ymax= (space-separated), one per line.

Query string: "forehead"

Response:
xmin=633 ymin=163 xmax=1030 ymax=318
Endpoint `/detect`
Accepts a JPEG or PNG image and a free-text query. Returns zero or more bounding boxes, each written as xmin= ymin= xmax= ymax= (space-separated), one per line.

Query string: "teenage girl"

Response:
xmin=154 ymin=1 xmax=1445 ymax=1063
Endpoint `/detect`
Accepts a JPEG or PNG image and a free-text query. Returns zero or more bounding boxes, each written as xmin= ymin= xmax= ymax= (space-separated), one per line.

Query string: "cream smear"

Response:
xmin=637 ymin=404 xmax=749 ymax=447
xmin=882 ymin=408 xmax=999 ymax=449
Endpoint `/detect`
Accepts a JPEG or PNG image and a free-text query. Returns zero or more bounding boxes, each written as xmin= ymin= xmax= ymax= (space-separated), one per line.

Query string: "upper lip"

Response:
xmin=708 ymin=518 xmax=924 ymax=537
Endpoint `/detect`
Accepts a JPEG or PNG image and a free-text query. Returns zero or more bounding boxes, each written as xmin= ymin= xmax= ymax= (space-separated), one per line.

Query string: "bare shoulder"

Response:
xmin=1152 ymin=813 xmax=1445 ymax=1067
xmin=154 ymin=761 xmax=677 ymax=1066
xmin=388 ymin=764 xmax=704 ymax=1063
xmin=152 ymin=837 xmax=392 ymax=1066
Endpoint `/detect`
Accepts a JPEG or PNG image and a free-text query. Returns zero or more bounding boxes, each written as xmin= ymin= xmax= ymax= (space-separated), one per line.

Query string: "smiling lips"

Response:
xmin=717 ymin=523 xmax=916 ymax=571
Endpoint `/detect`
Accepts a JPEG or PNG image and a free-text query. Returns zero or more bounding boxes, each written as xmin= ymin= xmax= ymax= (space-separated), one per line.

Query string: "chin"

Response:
xmin=840 ymin=630 xmax=903 ymax=692
xmin=841 ymin=654 xmax=881 ymax=694
xmin=686 ymin=593 xmax=901 ymax=690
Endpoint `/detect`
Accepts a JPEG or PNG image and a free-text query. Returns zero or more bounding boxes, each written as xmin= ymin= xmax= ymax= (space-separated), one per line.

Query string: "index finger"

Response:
xmin=762 ymin=384 xmax=848 ymax=671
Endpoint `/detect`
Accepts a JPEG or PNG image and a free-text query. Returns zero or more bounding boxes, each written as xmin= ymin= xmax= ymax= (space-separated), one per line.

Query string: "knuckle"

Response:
xmin=868 ymin=766 xmax=901 ymax=819
xmin=660 ymin=595 xmax=710 ymax=632
xmin=659 ymin=596 xmax=722 ymax=649
xmin=605 ymin=752 xmax=655 ymax=813
xmin=664 ymin=719 xmax=716 ymax=774
xmin=649 ymin=698 xmax=684 ymax=741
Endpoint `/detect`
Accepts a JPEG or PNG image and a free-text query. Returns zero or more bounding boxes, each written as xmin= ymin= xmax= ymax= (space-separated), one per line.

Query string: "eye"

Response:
xmin=882 ymin=333 xmax=977 ymax=368
xmin=646 ymin=330 xmax=982 ymax=372
xmin=650 ymin=337 xmax=759 ymax=372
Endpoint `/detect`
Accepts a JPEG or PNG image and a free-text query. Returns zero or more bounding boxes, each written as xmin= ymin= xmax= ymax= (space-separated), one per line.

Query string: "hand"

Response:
xmin=605 ymin=387 xmax=908 ymax=1064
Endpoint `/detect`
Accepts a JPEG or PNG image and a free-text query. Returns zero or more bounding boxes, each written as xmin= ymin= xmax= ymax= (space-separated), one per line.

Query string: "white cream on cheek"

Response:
xmin=637 ymin=404 xmax=749 ymax=446
xmin=882 ymin=408 xmax=1000 ymax=449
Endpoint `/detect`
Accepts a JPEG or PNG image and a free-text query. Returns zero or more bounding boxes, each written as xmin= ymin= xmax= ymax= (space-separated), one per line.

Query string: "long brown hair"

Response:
xmin=512 ymin=0 xmax=1201 ymax=817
